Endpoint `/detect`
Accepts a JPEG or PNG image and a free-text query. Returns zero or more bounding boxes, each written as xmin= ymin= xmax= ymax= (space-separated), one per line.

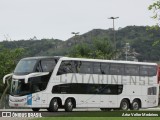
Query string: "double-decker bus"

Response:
xmin=3 ymin=56 xmax=159 ymax=112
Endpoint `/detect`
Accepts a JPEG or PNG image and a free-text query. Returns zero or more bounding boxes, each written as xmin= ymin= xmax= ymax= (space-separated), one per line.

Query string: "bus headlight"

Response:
xmin=10 ymin=98 xmax=26 ymax=102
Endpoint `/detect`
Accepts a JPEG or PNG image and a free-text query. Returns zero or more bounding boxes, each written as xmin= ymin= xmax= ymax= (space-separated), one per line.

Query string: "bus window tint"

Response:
xmin=70 ymin=84 xmax=87 ymax=94
xmin=100 ymin=85 xmax=123 ymax=95
xmin=52 ymin=83 xmax=123 ymax=95
xmin=41 ymin=59 xmax=56 ymax=72
xmin=93 ymin=63 xmax=101 ymax=74
xmin=79 ymin=62 xmax=93 ymax=74
xmin=52 ymin=84 xmax=70 ymax=94
xmin=140 ymin=65 xmax=157 ymax=76
xmin=125 ymin=64 xmax=139 ymax=76
xmin=110 ymin=64 xmax=124 ymax=75
xmin=57 ymin=61 xmax=77 ymax=75
xmin=148 ymin=87 xmax=157 ymax=95
xmin=14 ymin=59 xmax=37 ymax=74
xmin=118 ymin=85 xmax=123 ymax=94
xmin=101 ymin=63 xmax=110 ymax=74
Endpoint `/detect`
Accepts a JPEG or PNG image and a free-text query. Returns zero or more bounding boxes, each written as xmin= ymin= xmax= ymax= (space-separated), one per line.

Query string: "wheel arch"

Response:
xmin=65 ymin=97 xmax=76 ymax=108
xmin=132 ymin=98 xmax=142 ymax=108
xmin=50 ymin=97 xmax=62 ymax=108
xmin=119 ymin=98 xmax=131 ymax=108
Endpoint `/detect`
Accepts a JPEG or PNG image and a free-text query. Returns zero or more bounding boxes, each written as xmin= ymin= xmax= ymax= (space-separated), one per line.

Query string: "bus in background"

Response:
xmin=3 ymin=56 xmax=159 ymax=112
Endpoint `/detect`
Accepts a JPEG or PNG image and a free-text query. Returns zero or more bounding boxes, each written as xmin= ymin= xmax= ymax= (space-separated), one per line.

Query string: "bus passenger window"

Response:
xmin=41 ymin=60 xmax=56 ymax=72
xmin=118 ymin=85 xmax=123 ymax=94
xmin=101 ymin=63 xmax=110 ymax=74
xmin=140 ymin=65 xmax=157 ymax=76
xmin=52 ymin=84 xmax=70 ymax=93
xmin=57 ymin=61 xmax=76 ymax=75
xmin=125 ymin=64 xmax=139 ymax=76
xmin=110 ymin=64 xmax=124 ymax=75
xmin=93 ymin=63 xmax=101 ymax=74
xmin=35 ymin=62 xmax=42 ymax=72
xmin=52 ymin=86 xmax=59 ymax=93
xmin=79 ymin=62 xmax=93 ymax=74
xmin=35 ymin=59 xmax=56 ymax=72
xmin=148 ymin=87 xmax=157 ymax=95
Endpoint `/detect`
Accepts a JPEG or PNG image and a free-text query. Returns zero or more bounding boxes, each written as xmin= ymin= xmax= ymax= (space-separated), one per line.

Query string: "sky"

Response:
xmin=0 ymin=0 xmax=157 ymax=41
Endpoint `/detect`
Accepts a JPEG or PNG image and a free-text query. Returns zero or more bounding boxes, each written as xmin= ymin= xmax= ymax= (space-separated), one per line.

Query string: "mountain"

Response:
xmin=0 ymin=26 xmax=160 ymax=61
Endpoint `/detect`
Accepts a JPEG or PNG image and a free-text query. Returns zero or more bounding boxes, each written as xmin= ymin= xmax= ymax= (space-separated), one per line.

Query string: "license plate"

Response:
xmin=15 ymin=104 xmax=18 ymax=107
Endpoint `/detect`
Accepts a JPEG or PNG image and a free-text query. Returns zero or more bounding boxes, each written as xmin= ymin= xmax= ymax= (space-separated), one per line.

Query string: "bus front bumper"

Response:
xmin=9 ymin=95 xmax=31 ymax=108
xmin=9 ymin=100 xmax=29 ymax=107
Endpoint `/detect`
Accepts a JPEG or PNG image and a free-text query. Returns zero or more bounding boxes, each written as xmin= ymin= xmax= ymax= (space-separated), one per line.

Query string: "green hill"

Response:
xmin=0 ymin=26 xmax=160 ymax=61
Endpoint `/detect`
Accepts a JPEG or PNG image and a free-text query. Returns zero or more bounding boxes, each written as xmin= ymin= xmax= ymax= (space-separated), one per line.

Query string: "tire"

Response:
xmin=131 ymin=99 xmax=140 ymax=110
xmin=47 ymin=108 xmax=51 ymax=112
xmin=100 ymin=108 xmax=111 ymax=111
xmin=120 ymin=99 xmax=129 ymax=110
xmin=32 ymin=108 xmax=40 ymax=112
xmin=65 ymin=98 xmax=74 ymax=112
xmin=48 ymin=98 xmax=59 ymax=112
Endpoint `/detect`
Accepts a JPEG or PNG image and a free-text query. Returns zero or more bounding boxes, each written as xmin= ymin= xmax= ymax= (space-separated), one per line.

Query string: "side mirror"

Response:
xmin=3 ymin=73 xmax=13 ymax=84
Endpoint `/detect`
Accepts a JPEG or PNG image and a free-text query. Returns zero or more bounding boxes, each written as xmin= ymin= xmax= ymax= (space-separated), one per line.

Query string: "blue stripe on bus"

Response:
xmin=27 ymin=94 xmax=32 ymax=105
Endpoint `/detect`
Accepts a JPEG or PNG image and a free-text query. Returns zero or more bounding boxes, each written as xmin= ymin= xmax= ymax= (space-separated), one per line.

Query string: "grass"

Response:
xmin=33 ymin=111 xmax=160 ymax=120
xmin=35 ymin=117 xmax=160 ymax=120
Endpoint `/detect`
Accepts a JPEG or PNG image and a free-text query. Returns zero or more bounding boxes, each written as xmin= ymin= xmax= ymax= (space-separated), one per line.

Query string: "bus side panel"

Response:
xmin=31 ymin=93 xmax=42 ymax=108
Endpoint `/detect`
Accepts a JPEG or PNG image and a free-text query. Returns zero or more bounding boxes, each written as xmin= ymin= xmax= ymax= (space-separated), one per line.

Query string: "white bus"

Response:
xmin=3 ymin=56 xmax=160 ymax=112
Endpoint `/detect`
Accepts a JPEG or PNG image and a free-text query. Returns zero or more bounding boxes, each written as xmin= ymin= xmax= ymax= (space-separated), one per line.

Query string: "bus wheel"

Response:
xmin=65 ymin=98 xmax=73 ymax=112
xmin=32 ymin=108 xmax=40 ymax=112
xmin=49 ymin=98 xmax=59 ymax=112
xmin=100 ymin=108 xmax=111 ymax=111
xmin=120 ymin=99 xmax=129 ymax=110
xmin=131 ymin=99 xmax=140 ymax=110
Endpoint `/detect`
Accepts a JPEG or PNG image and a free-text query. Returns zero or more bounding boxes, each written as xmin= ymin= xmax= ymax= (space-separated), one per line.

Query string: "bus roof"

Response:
xmin=21 ymin=56 xmax=61 ymax=60
xmin=60 ymin=57 xmax=157 ymax=66
xmin=20 ymin=56 xmax=157 ymax=66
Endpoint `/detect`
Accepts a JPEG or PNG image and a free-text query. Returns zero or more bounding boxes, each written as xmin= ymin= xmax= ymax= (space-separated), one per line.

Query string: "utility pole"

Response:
xmin=108 ymin=17 xmax=119 ymax=51
xmin=71 ymin=32 xmax=79 ymax=45
xmin=125 ymin=43 xmax=130 ymax=61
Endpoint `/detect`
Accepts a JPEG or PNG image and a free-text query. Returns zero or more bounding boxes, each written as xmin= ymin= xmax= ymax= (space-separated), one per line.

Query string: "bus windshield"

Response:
xmin=10 ymin=79 xmax=31 ymax=96
xmin=11 ymin=74 xmax=50 ymax=96
xmin=14 ymin=59 xmax=37 ymax=75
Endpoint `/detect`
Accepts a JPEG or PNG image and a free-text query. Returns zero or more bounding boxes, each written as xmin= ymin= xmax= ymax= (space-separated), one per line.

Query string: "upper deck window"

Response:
xmin=36 ymin=59 xmax=57 ymax=72
xmin=110 ymin=64 xmax=124 ymax=75
xmin=14 ymin=59 xmax=37 ymax=75
xmin=125 ymin=64 xmax=139 ymax=76
xmin=14 ymin=58 xmax=57 ymax=75
xmin=140 ymin=65 xmax=157 ymax=76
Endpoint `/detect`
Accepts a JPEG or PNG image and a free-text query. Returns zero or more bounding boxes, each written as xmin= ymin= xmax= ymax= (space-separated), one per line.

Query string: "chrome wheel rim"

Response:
xmin=53 ymin=100 xmax=58 ymax=109
xmin=68 ymin=100 xmax=73 ymax=109
xmin=122 ymin=102 xmax=128 ymax=110
xmin=133 ymin=102 xmax=139 ymax=110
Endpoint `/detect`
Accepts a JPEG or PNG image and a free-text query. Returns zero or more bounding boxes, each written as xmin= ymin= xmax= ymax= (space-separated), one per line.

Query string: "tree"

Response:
xmin=0 ymin=47 xmax=24 ymax=108
xmin=68 ymin=38 xmax=116 ymax=59
xmin=68 ymin=43 xmax=92 ymax=58
xmin=148 ymin=0 xmax=160 ymax=26
xmin=93 ymin=38 xmax=116 ymax=59
xmin=148 ymin=0 xmax=160 ymax=45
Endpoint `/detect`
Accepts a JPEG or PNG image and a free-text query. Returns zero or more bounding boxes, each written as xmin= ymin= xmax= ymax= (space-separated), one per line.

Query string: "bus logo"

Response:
xmin=2 ymin=112 xmax=11 ymax=117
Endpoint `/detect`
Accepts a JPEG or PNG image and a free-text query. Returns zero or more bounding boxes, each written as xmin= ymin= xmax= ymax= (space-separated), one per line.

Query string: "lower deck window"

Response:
xmin=147 ymin=87 xmax=157 ymax=95
xmin=52 ymin=84 xmax=123 ymax=95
